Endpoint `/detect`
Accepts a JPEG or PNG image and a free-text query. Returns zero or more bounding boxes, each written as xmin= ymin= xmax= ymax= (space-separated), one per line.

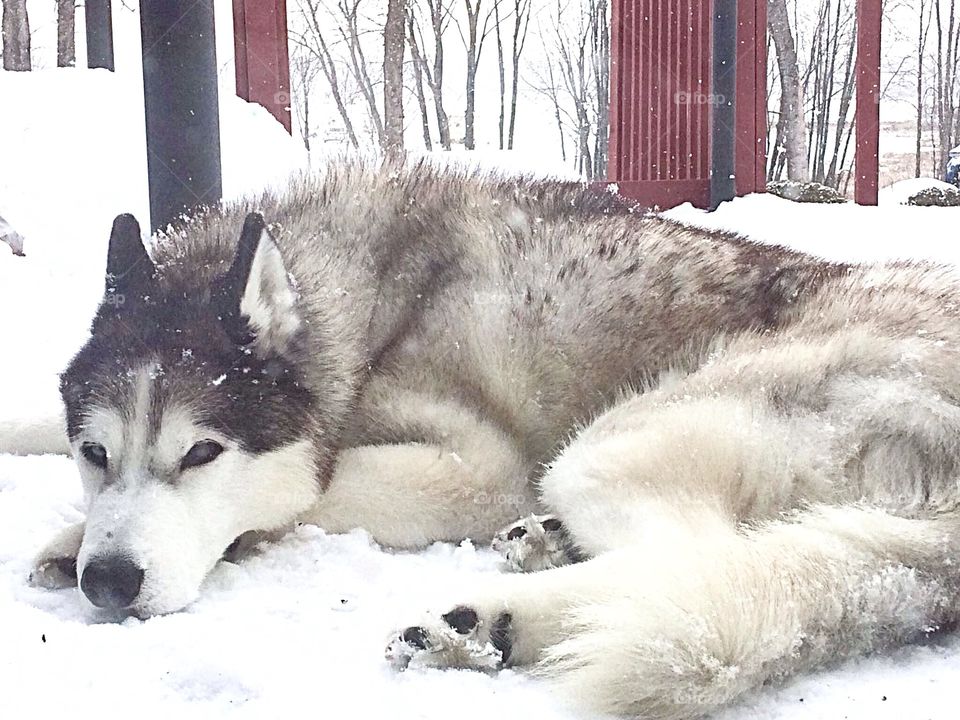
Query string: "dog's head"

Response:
xmin=60 ymin=213 xmax=323 ymax=616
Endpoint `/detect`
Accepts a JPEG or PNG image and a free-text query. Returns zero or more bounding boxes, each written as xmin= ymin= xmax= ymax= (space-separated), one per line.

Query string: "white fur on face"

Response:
xmin=74 ymin=365 xmax=319 ymax=616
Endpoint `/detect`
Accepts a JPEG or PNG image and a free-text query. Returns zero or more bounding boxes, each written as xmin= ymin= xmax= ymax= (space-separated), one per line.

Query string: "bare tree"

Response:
xmin=933 ymin=0 xmax=960 ymax=173
xmin=407 ymin=7 xmax=434 ymax=150
xmin=802 ymin=1 xmax=857 ymax=187
xmin=531 ymin=52 xmax=569 ymax=162
xmin=507 ymin=0 xmax=532 ymax=149
xmin=461 ymin=0 xmax=495 ymax=149
xmin=57 ymin=0 xmax=75 ymax=68
xmin=384 ymin=0 xmax=406 ymax=154
xmin=410 ymin=0 xmax=453 ymax=149
xmin=292 ymin=0 xmax=361 ymax=147
xmin=540 ymin=0 xmax=607 ymax=179
xmin=290 ymin=49 xmax=321 ymax=151
xmin=337 ymin=0 xmax=385 ymax=145
xmin=494 ymin=0 xmax=506 ymax=148
xmin=768 ymin=0 xmax=809 ymax=181
xmin=2 ymin=0 xmax=30 ymax=71
xmin=588 ymin=0 xmax=608 ymax=176
xmin=765 ymin=0 xmax=857 ymax=189
xmin=547 ymin=60 xmax=567 ymax=162
xmin=916 ymin=0 xmax=933 ymax=177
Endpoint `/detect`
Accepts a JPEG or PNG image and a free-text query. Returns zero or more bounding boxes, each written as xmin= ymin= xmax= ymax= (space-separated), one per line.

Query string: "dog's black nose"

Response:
xmin=80 ymin=555 xmax=144 ymax=610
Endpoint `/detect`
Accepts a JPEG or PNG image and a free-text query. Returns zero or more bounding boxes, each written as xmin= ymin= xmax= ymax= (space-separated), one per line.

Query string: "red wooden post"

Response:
xmin=855 ymin=0 xmax=881 ymax=205
xmin=233 ymin=0 xmax=292 ymax=134
xmin=735 ymin=0 xmax=767 ymax=195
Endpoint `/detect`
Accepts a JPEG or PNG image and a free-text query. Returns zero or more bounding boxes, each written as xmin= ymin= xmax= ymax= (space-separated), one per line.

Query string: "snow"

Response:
xmin=878 ymin=177 xmax=960 ymax=206
xmin=667 ymin=192 xmax=960 ymax=266
xmin=3 ymin=65 xmax=960 ymax=720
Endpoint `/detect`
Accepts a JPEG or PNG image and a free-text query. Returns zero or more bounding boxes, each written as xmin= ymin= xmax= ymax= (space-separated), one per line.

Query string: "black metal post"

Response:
xmin=85 ymin=0 xmax=115 ymax=71
xmin=710 ymin=0 xmax=738 ymax=210
xmin=140 ymin=0 xmax=223 ymax=233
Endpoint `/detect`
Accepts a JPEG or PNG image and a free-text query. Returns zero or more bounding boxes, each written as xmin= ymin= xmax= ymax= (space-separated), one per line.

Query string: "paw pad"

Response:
xmin=386 ymin=608 xmax=510 ymax=672
xmin=492 ymin=514 xmax=578 ymax=572
xmin=442 ymin=606 xmax=479 ymax=634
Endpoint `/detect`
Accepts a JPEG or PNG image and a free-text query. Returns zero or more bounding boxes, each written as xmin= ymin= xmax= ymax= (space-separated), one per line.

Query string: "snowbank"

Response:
xmin=667 ymin=191 xmax=960 ymax=265
xmin=880 ymin=177 xmax=960 ymax=206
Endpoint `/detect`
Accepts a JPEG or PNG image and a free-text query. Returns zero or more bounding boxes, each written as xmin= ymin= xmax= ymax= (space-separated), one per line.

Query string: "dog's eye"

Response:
xmin=80 ymin=442 xmax=108 ymax=469
xmin=180 ymin=440 xmax=224 ymax=471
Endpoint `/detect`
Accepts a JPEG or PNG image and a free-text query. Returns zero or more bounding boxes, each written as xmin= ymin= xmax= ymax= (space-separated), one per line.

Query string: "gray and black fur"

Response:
xmin=27 ymin=159 xmax=960 ymax=718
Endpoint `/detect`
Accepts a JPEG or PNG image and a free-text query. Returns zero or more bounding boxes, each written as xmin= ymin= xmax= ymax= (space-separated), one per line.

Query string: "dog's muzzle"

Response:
xmin=80 ymin=555 xmax=144 ymax=610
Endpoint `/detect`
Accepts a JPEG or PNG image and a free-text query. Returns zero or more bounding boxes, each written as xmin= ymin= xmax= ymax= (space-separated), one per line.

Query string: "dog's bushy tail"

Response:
xmin=535 ymin=505 xmax=960 ymax=719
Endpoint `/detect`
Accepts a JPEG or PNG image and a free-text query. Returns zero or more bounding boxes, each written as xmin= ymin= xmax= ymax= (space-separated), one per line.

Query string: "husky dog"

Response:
xmin=26 ymin=161 xmax=960 ymax=718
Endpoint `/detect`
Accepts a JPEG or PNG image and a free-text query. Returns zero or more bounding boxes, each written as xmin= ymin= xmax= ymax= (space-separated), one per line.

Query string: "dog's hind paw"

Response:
xmin=386 ymin=607 xmax=513 ymax=672
xmin=491 ymin=514 xmax=580 ymax=572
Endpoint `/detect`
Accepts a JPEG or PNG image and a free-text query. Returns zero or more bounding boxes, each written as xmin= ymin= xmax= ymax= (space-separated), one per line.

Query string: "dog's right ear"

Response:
xmin=106 ymin=214 xmax=155 ymax=300
xmin=215 ymin=212 xmax=302 ymax=356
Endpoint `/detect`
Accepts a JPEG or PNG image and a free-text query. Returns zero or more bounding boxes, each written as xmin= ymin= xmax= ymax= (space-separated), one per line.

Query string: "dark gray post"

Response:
xmin=140 ymin=0 xmax=223 ymax=233
xmin=710 ymin=0 xmax=738 ymax=210
xmin=85 ymin=0 xmax=114 ymax=71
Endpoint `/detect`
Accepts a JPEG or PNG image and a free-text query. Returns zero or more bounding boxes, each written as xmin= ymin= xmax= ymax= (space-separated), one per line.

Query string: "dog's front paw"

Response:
xmin=29 ymin=521 xmax=85 ymax=590
xmin=29 ymin=556 xmax=78 ymax=589
xmin=386 ymin=606 xmax=513 ymax=672
xmin=491 ymin=514 xmax=579 ymax=572
xmin=221 ymin=528 xmax=290 ymax=564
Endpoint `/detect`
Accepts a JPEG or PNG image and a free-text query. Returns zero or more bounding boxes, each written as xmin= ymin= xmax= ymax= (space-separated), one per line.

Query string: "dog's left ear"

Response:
xmin=106 ymin=214 xmax=155 ymax=301
xmin=217 ymin=212 xmax=302 ymax=355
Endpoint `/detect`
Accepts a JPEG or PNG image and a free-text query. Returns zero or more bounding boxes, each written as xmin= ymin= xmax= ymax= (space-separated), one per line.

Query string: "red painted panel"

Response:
xmin=608 ymin=0 xmax=767 ymax=209
xmin=855 ymin=0 xmax=881 ymax=205
xmin=613 ymin=180 xmax=711 ymax=209
xmin=233 ymin=0 xmax=292 ymax=134
xmin=609 ymin=0 xmax=712 ymax=190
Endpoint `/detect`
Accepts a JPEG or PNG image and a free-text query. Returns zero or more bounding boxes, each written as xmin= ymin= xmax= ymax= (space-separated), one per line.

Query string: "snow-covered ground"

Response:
xmin=3 ymin=66 xmax=960 ymax=720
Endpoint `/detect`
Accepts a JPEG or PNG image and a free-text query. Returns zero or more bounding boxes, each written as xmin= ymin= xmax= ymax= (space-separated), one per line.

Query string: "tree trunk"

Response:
xmin=56 ymin=0 xmax=76 ymax=69
xmin=463 ymin=0 xmax=485 ymax=150
xmin=296 ymin=0 xmax=360 ymax=148
xmin=545 ymin=61 xmax=566 ymax=162
xmin=589 ymin=0 xmax=609 ymax=179
xmin=57 ymin=0 xmax=75 ymax=67
xmin=768 ymin=0 xmax=808 ymax=181
xmin=302 ymin=83 xmax=311 ymax=152
xmin=384 ymin=0 xmax=406 ymax=154
xmin=340 ymin=0 xmax=384 ymax=145
xmin=494 ymin=0 xmax=505 ymax=149
xmin=507 ymin=0 xmax=530 ymax=149
xmin=408 ymin=11 xmax=433 ymax=150
xmin=2 ymin=0 xmax=31 ymax=71
xmin=426 ymin=0 xmax=452 ymax=149
xmin=917 ymin=0 xmax=928 ymax=178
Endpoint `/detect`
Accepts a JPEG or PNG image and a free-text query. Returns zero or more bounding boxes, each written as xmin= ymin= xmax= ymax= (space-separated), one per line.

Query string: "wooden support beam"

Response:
xmin=855 ymin=0 xmax=882 ymax=206
xmin=233 ymin=0 xmax=293 ymax=134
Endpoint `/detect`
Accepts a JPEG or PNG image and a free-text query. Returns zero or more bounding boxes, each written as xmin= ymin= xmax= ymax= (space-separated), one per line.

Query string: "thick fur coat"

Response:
xmin=24 ymin=160 xmax=960 ymax=718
